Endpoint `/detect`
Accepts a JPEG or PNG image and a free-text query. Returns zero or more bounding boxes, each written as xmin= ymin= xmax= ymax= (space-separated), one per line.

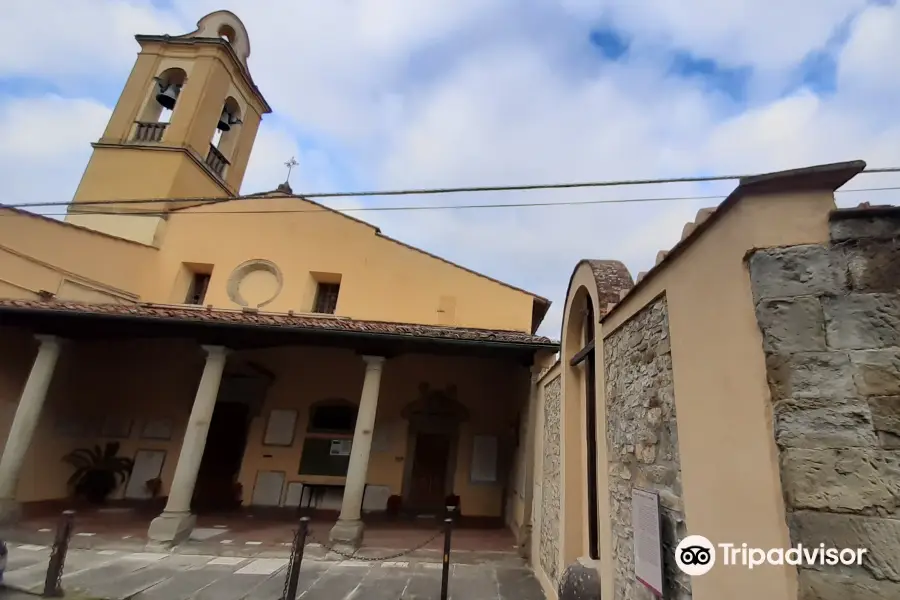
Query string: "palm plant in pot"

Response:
xmin=62 ymin=442 xmax=134 ymax=504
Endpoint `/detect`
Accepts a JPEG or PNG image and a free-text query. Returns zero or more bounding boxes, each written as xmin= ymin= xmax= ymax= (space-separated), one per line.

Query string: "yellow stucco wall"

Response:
xmin=138 ymin=197 xmax=539 ymax=331
xmin=547 ymin=189 xmax=838 ymax=600
xmin=0 ymin=199 xmax=539 ymax=333
xmin=0 ymin=210 xmax=154 ymax=300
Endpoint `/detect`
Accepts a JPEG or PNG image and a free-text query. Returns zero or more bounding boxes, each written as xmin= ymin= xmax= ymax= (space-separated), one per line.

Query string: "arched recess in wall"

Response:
xmin=561 ymin=282 xmax=600 ymax=562
xmin=559 ymin=259 xmax=634 ymax=567
xmin=213 ymin=96 xmax=243 ymax=160
xmin=140 ymin=67 xmax=187 ymax=129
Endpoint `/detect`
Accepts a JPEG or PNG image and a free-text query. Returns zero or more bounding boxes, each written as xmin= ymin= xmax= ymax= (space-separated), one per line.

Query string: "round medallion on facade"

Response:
xmin=226 ymin=259 xmax=284 ymax=308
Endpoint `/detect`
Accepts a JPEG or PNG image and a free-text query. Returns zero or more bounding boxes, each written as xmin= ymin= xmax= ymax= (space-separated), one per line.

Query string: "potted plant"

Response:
xmin=232 ymin=482 xmax=243 ymax=509
xmin=145 ymin=477 xmax=162 ymax=498
xmin=62 ymin=442 xmax=134 ymax=505
xmin=385 ymin=494 xmax=402 ymax=518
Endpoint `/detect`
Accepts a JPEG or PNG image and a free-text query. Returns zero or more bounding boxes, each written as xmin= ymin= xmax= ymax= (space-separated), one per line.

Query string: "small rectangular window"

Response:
xmin=185 ymin=273 xmax=211 ymax=305
xmin=313 ymin=283 xmax=340 ymax=314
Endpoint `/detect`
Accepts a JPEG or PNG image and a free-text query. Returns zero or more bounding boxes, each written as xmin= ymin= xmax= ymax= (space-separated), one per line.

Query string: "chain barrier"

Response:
xmin=42 ymin=510 xmax=75 ymax=598
xmin=306 ymin=526 xmax=444 ymax=562
xmin=280 ymin=508 xmax=457 ymax=599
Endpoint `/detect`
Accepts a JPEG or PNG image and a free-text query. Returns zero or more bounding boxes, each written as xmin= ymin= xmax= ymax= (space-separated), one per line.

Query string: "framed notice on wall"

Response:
xmin=330 ymin=439 xmax=352 ymax=456
xmin=140 ymin=418 xmax=173 ymax=441
xmin=101 ymin=416 xmax=133 ymax=439
xmin=470 ymin=435 xmax=498 ymax=483
xmin=263 ymin=409 xmax=297 ymax=447
xmin=632 ymin=487 xmax=664 ymax=596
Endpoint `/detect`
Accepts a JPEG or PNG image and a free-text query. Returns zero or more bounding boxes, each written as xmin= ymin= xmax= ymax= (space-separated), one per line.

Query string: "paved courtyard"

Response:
xmin=1 ymin=542 xmax=546 ymax=600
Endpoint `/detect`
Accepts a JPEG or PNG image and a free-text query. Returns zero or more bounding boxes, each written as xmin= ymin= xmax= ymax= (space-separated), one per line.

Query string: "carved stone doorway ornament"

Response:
xmin=401 ymin=383 xmax=470 ymax=427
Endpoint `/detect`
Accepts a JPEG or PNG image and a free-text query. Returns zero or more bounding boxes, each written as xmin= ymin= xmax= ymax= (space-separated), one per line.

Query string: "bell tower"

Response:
xmin=65 ymin=11 xmax=271 ymax=245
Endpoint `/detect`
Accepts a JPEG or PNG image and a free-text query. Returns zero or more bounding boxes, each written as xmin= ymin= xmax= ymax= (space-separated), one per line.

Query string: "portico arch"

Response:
xmin=559 ymin=260 xmax=633 ymax=573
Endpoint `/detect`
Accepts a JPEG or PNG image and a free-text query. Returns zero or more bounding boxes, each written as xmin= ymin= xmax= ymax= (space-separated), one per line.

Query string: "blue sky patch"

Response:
xmin=588 ymin=27 xmax=630 ymax=61
xmin=668 ymin=52 xmax=751 ymax=102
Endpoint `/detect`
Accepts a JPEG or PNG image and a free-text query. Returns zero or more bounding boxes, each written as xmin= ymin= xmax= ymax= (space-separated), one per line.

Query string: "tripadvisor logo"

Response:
xmin=675 ymin=535 xmax=867 ymax=576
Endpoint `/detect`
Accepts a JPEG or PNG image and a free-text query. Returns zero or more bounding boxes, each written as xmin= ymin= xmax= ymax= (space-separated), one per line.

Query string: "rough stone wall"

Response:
xmin=749 ymin=209 xmax=900 ymax=599
xmin=539 ymin=375 xmax=562 ymax=585
xmin=603 ymin=296 xmax=690 ymax=600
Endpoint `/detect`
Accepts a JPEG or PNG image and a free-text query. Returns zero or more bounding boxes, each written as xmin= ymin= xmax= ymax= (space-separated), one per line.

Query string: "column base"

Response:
xmin=0 ymin=499 xmax=21 ymax=526
xmin=147 ymin=511 xmax=196 ymax=547
xmin=328 ymin=519 xmax=364 ymax=552
xmin=517 ymin=523 xmax=532 ymax=559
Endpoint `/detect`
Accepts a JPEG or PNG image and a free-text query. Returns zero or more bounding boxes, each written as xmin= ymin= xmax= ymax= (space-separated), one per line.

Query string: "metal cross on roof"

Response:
xmin=284 ymin=156 xmax=299 ymax=183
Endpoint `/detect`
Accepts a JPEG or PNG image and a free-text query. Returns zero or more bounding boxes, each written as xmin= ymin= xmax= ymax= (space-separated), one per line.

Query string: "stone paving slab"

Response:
xmin=0 ymin=543 xmax=546 ymax=600
xmin=0 ymin=524 xmax=525 ymax=567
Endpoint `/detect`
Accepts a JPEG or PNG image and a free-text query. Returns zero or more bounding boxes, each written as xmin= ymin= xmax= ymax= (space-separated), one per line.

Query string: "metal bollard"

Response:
xmin=42 ymin=510 xmax=75 ymax=598
xmin=281 ymin=516 xmax=310 ymax=600
xmin=439 ymin=506 xmax=455 ymax=600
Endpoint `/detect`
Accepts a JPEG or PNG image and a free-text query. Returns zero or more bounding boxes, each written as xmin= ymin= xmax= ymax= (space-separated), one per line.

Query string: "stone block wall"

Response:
xmin=539 ymin=374 xmax=562 ymax=586
xmin=748 ymin=209 xmax=900 ymax=599
xmin=603 ymin=295 xmax=690 ymax=600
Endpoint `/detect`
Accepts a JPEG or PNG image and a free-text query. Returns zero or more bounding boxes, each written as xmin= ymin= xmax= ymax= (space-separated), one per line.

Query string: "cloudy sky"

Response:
xmin=2 ymin=0 xmax=899 ymax=337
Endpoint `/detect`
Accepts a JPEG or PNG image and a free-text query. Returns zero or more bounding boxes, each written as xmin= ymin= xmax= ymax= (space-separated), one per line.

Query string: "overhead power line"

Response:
xmin=6 ymin=166 xmax=900 ymax=211
xmin=10 ymin=186 xmax=900 ymax=218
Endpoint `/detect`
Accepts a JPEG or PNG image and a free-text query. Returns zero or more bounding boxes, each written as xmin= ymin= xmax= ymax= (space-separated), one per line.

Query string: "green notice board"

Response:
xmin=298 ymin=437 xmax=352 ymax=477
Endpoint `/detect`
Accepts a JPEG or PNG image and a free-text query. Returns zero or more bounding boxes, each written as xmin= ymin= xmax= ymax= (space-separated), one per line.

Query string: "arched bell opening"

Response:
xmin=218 ymin=23 xmax=237 ymax=44
xmin=207 ymin=96 xmax=242 ymax=178
xmin=140 ymin=67 xmax=187 ymax=124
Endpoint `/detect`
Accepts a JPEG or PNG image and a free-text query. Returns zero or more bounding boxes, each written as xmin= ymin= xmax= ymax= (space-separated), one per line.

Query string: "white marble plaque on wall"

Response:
xmin=371 ymin=422 xmax=392 ymax=453
xmin=141 ymin=418 xmax=173 ymax=440
xmin=124 ymin=449 xmax=166 ymax=499
xmin=101 ymin=416 xmax=133 ymax=439
xmin=263 ymin=409 xmax=297 ymax=446
xmin=470 ymin=435 xmax=498 ymax=483
xmin=55 ymin=416 xmax=88 ymax=438
xmin=251 ymin=471 xmax=286 ymax=506
xmin=632 ymin=487 xmax=664 ymax=596
xmin=362 ymin=485 xmax=391 ymax=512
xmin=284 ymin=482 xmax=305 ymax=508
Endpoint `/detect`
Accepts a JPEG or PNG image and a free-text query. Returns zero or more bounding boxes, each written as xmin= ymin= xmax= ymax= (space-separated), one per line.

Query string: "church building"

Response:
xmin=0 ymin=11 xmax=557 ymax=550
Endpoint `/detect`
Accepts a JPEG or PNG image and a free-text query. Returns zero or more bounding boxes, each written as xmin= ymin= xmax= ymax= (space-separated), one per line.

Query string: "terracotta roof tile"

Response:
xmin=0 ymin=299 xmax=557 ymax=347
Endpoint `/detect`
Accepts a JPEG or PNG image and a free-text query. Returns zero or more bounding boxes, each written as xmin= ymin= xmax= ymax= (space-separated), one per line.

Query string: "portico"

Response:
xmin=0 ymin=299 xmax=556 ymax=548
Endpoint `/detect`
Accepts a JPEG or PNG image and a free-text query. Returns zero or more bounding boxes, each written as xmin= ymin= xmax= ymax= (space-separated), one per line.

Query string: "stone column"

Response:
xmin=0 ymin=335 xmax=62 ymax=524
xmin=148 ymin=345 xmax=228 ymax=546
xmin=329 ymin=355 xmax=386 ymax=549
xmin=518 ymin=363 xmax=543 ymax=558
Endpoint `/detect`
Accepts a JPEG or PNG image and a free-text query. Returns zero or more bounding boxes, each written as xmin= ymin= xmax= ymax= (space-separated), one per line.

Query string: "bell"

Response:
xmin=217 ymin=109 xmax=232 ymax=132
xmin=155 ymin=83 xmax=179 ymax=110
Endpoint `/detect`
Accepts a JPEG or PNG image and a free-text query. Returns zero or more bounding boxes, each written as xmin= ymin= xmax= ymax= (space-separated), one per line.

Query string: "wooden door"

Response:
xmin=407 ymin=433 xmax=452 ymax=510
xmin=193 ymin=402 xmax=250 ymax=511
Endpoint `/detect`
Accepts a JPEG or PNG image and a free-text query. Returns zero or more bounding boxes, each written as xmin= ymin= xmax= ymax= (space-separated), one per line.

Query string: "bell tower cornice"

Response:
xmin=133 ymin=35 xmax=271 ymax=115
xmin=65 ymin=10 xmax=269 ymax=246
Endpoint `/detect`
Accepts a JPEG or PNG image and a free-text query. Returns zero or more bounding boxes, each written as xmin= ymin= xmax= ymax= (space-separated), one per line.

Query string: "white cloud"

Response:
xmin=2 ymin=0 xmax=900 ymax=338
xmin=0 ymin=1 xmax=181 ymax=80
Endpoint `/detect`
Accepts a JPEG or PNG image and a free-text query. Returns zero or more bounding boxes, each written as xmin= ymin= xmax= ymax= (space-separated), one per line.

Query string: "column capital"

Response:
xmin=34 ymin=334 xmax=62 ymax=348
xmin=362 ymin=355 xmax=386 ymax=369
xmin=201 ymin=345 xmax=230 ymax=359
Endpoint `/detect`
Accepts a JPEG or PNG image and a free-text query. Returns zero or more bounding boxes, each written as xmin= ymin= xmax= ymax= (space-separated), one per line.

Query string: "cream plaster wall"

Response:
xmin=530 ymin=361 xmax=561 ymax=600
xmin=552 ymin=190 xmax=838 ymax=600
